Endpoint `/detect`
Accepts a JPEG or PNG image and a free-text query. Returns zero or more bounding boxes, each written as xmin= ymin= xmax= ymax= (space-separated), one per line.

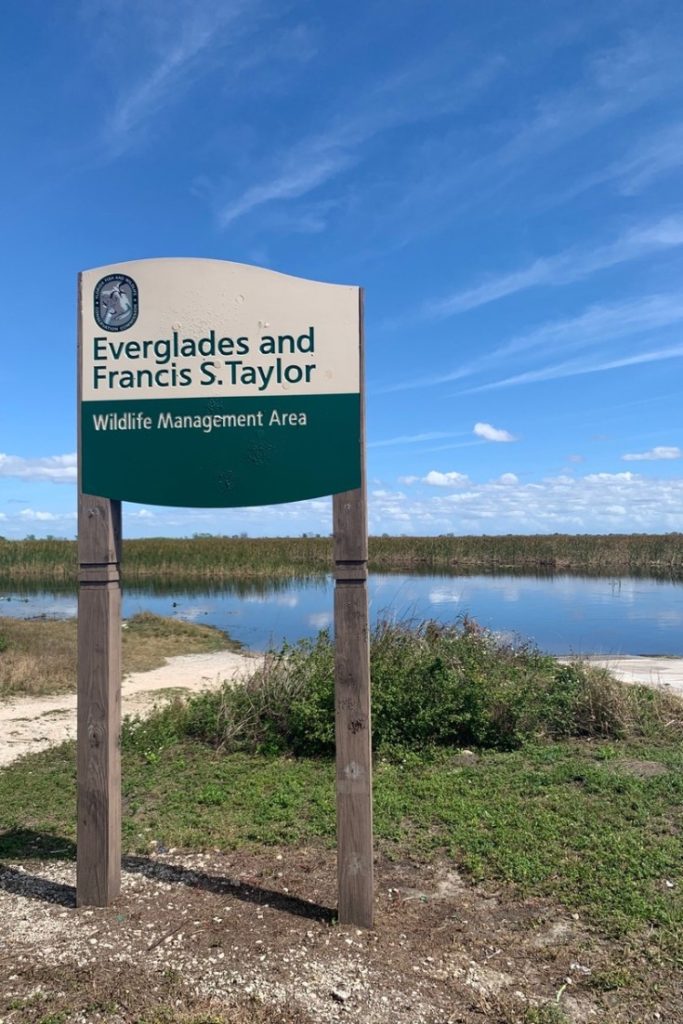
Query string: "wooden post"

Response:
xmin=77 ymin=272 xmax=122 ymax=907
xmin=333 ymin=288 xmax=373 ymax=928
xmin=77 ymin=496 xmax=122 ymax=906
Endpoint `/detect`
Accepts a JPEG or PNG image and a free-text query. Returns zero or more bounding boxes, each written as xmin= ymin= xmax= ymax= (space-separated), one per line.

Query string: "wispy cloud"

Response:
xmin=216 ymin=54 xmax=503 ymax=227
xmin=618 ymin=122 xmax=683 ymax=194
xmin=0 ymin=454 xmax=77 ymax=484
xmin=420 ymin=440 xmax=486 ymax=455
xmin=98 ymin=3 xmax=258 ymax=158
xmin=369 ymin=29 xmax=683 ymax=258
xmin=462 ymin=342 xmax=683 ymax=393
xmin=555 ymin=121 xmax=683 ymax=203
xmin=382 ymin=290 xmax=683 ymax=398
xmin=375 ymin=367 xmax=472 ymax=396
xmin=219 ymin=154 xmax=356 ymax=228
xmin=622 ymin=446 xmax=682 ymax=461
xmin=368 ymin=431 xmax=464 ymax=449
xmin=495 ymin=32 xmax=683 ymax=171
xmin=473 ymin=422 xmax=517 ymax=443
xmin=424 ymin=216 xmax=683 ymax=318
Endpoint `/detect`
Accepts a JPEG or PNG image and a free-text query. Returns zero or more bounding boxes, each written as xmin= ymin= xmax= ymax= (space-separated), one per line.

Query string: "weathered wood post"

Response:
xmin=77 ymin=274 xmax=122 ymax=907
xmin=333 ymin=290 xmax=374 ymax=928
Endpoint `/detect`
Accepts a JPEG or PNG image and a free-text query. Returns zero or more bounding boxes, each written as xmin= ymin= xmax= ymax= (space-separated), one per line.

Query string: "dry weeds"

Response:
xmin=0 ymin=614 xmax=237 ymax=698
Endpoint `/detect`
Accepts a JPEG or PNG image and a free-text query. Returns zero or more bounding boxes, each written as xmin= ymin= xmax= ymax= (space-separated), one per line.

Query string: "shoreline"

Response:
xmin=566 ymin=655 xmax=683 ymax=697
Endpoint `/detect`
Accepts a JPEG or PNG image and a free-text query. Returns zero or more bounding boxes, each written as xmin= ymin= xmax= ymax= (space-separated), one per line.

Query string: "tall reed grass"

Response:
xmin=1 ymin=532 xmax=682 ymax=582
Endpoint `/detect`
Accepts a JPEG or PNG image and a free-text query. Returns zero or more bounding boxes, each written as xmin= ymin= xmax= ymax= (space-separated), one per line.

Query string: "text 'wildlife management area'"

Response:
xmin=90 ymin=407 xmax=310 ymax=433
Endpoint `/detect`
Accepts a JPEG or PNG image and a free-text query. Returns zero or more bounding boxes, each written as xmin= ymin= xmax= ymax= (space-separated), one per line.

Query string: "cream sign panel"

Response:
xmin=81 ymin=258 xmax=359 ymax=401
xmin=79 ymin=258 xmax=362 ymax=508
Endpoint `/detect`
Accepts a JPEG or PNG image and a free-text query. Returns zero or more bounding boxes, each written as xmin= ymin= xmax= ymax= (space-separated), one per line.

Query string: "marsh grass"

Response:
xmin=1 ymin=532 xmax=682 ymax=582
xmin=0 ymin=613 xmax=236 ymax=698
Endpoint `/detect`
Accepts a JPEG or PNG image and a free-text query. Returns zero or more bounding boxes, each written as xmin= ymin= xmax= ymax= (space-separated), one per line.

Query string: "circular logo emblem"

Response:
xmin=94 ymin=274 xmax=139 ymax=332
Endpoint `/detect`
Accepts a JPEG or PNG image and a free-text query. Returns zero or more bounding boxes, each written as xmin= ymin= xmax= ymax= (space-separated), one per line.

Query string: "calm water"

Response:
xmin=2 ymin=572 xmax=683 ymax=655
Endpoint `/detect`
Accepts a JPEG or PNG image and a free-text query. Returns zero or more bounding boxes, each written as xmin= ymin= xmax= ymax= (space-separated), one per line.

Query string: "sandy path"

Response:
xmin=575 ymin=655 xmax=683 ymax=696
xmin=0 ymin=649 xmax=258 ymax=768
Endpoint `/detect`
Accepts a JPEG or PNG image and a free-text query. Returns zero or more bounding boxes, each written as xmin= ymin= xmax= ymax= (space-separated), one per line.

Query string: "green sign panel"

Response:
xmin=79 ymin=259 xmax=361 ymax=507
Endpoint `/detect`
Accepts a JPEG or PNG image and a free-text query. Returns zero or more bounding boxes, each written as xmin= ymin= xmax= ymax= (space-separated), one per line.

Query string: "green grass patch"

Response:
xmin=1 ymin=733 xmax=681 ymax=941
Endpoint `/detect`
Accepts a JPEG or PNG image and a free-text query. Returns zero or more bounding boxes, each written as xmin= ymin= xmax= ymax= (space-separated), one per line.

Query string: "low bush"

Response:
xmin=123 ymin=618 xmax=683 ymax=758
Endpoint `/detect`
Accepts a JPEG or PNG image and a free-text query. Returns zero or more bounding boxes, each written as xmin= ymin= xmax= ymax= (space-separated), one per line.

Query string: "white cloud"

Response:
xmin=423 ymin=471 xmax=469 ymax=487
xmin=622 ymin=446 xmax=682 ymax=461
xmin=19 ymin=508 xmax=60 ymax=522
xmin=0 ymin=453 xmax=77 ymax=483
xmin=308 ymin=612 xmax=332 ymax=630
xmin=364 ymin=471 xmax=683 ymax=534
xmin=398 ymin=475 xmax=419 ymax=485
xmin=5 ymin=466 xmax=683 ymax=538
xmin=583 ymin=472 xmax=636 ymax=483
xmin=473 ymin=422 xmax=517 ymax=443
xmin=372 ymin=489 xmax=406 ymax=500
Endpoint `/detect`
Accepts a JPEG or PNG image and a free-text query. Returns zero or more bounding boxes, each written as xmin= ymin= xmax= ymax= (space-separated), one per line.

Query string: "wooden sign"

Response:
xmin=80 ymin=259 xmax=361 ymax=507
xmin=77 ymin=259 xmax=373 ymax=928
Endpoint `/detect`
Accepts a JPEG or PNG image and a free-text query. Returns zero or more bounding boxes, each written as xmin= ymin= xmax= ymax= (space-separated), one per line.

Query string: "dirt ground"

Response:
xmin=0 ymin=847 xmax=679 ymax=1024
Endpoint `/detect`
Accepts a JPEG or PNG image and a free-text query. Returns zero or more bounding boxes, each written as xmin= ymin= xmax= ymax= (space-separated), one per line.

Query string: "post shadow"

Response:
xmin=0 ymin=831 xmax=333 ymax=922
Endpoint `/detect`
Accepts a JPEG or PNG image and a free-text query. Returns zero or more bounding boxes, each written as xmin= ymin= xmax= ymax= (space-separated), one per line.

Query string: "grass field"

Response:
xmin=2 ymin=734 xmax=680 ymax=942
xmin=1 ymin=531 xmax=683 ymax=582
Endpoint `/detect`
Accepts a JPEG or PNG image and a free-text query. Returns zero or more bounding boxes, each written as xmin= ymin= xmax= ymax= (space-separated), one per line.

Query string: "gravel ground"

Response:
xmin=0 ymin=848 xmax=640 ymax=1024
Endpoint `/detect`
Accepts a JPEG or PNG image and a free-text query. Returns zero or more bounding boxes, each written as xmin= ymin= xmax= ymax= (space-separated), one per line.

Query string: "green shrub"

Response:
xmin=122 ymin=618 xmax=683 ymax=759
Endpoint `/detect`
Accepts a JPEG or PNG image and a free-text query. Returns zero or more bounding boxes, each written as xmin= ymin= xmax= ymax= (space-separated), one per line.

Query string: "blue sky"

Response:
xmin=2 ymin=0 xmax=683 ymax=538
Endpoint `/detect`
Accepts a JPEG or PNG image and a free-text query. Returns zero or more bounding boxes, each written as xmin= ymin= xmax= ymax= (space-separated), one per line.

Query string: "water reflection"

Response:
xmin=2 ymin=571 xmax=683 ymax=656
